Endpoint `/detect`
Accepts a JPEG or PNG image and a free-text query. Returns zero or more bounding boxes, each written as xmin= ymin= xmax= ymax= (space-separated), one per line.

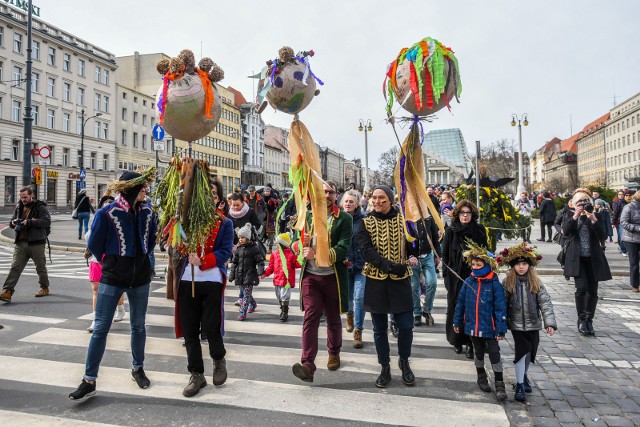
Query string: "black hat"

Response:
xmin=372 ymin=185 xmax=394 ymax=202
xmin=119 ymin=171 xmax=144 ymax=208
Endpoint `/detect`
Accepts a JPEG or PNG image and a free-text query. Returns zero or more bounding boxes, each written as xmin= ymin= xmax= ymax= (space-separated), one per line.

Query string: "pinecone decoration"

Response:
xmin=278 ymin=46 xmax=295 ymax=63
xmin=156 ymin=58 xmax=170 ymax=75
xmin=198 ymin=57 xmax=214 ymax=72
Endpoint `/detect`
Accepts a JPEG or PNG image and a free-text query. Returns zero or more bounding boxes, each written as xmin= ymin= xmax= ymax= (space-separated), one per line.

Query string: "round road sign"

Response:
xmin=39 ymin=146 xmax=51 ymax=159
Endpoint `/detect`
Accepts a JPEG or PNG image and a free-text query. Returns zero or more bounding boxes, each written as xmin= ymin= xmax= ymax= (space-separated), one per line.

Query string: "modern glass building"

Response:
xmin=422 ymin=128 xmax=471 ymax=185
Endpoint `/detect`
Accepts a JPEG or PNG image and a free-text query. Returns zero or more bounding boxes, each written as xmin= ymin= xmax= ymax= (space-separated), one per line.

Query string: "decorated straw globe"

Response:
xmin=384 ymin=37 xmax=462 ymax=117
xmin=256 ymin=46 xmax=323 ymax=115
xmin=155 ymin=50 xmax=224 ymax=142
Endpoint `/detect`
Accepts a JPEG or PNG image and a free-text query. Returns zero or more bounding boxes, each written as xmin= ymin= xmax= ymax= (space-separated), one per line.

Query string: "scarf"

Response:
xmin=450 ymin=220 xmax=476 ymax=237
xmin=471 ymin=263 xmax=491 ymax=278
xmin=228 ymin=202 xmax=250 ymax=219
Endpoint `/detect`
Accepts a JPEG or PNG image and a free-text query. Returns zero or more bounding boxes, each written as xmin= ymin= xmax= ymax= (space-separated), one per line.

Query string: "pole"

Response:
xmin=22 ymin=0 xmax=34 ymax=187
xmin=364 ymin=127 xmax=369 ymax=191
xmin=475 ymin=140 xmax=481 ymax=211
xmin=80 ymin=108 xmax=85 ymax=193
xmin=517 ymin=121 xmax=525 ymax=196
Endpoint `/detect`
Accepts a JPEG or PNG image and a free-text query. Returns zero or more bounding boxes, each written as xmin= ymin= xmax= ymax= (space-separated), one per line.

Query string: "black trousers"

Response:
xmin=625 ymin=241 xmax=640 ymax=288
xmin=179 ymin=280 xmax=226 ymax=374
xmin=470 ymin=336 xmax=502 ymax=372
xmin=574 ymin=258 xmax=598 ymax=297
xmin=540 ymin=222 xmax=553 ymax=240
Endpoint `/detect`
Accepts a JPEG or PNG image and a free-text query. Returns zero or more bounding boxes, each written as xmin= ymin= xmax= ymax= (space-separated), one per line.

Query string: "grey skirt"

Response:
xmin=364 ymin=277 xmax=413 ymax=314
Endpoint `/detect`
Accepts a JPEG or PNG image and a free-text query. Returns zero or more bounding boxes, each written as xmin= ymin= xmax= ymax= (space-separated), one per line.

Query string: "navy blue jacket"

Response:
xmin=453 ymin=272 xmax=507 ymax=338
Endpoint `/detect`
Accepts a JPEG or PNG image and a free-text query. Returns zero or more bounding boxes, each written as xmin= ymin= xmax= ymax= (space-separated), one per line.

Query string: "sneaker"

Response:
xmin=514 ymin=383 xmax=526 ymax=402
xmin=622 ymin=253 xmax=629 ymax=257
xmin=114 ymin=304 xmax=126 ymax=322
xmin=69 ymin=380 xmax=96 ymax=401
xmin=131 ymin=367 xmax=150 ymax=389
xmin=35 ymin=288 xmax=49 ymax=297
xmin=248 ymin=302 xmax=257 ymax=313
xmin=292 ymin=363 xmax=314 ymax=383
xmin=523 ymin=375 xmax=532 ymax=393
xmin=424 ymin=312 xmax=434 ymax=326
xmin=213 ymin=358 xmax=227 ymax=386
xmin=87 ymin=320 xmax=95 ymax=333
xmin=183 ymin=372 xmax=207 ymax=397
xmin=234 ymin=299 xmax=241 ymax=307
xmin=327 ymin=355 xmax=340 ymax=371
xmin=238 ymin=314 xmax=246 ymax=321
xmin=0 ymin=289 xmax=12 ymax=303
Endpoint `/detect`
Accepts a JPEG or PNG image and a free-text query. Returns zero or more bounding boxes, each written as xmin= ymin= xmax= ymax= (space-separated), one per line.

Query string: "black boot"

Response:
xmin=375 ymin=364 xmax=391 ymax=388
xmin=477 ymin=369 xmax=491 ymax=392
xmin=575 ymin=295 xmax=589 ymax=336
xmin=281 ymin=304 xmax=289 ymax=322
xmin=465 ymin=343 xmax=474 ymax=359
xmin=398 ymin=358 xmax=415 ymax=386
xmin=278 ymin=301 xmax=284 ymax=321
xmin=586 ymin=295 xmax=598 ymax=336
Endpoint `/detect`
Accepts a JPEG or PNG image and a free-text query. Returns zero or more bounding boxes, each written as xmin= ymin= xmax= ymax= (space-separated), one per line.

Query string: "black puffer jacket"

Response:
xmin=10 ymin=200 xmax=50 ymax=245
xmin=229 ymin=242 xmax=265 ymax=286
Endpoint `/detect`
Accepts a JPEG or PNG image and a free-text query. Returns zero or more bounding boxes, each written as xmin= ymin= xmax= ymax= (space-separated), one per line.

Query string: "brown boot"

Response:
xmin=0 ymin=289 xmax=12 ymax=303
xmin=35 ymin=288 xmax=49 ymax=297
xmin=212 ymin=358 xmax=227 ymax=386
xmin=292 ymin=363 xmax=314 ymax=382
xmin=353 ymin=328 xmax=363 ymax=349
xmin=346 ymin=313 xmax=354 ymax=333
xmin=327 ymin=354 xmax=341 ymax=371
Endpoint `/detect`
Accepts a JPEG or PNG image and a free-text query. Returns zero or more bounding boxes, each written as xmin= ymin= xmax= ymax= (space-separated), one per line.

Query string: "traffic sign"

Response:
xmin=152 ymin=124 xmax=165 ymax=141
xmin=33 ymin=167 xmax=42 ymax=185
xmin=38 ymin=146 xmax=51 ymax=159
xmin=31 ymin=148 xmax=40 ymax=156
xmin=76 ymin=181 xmax=86 ymax=189
xmin=153 ymin=139 xmax=165 ymax=151
xmin=39 ymin=157 xmax=51 ymax=166
xmin=79 ymin=169 xmax=87 ymax=179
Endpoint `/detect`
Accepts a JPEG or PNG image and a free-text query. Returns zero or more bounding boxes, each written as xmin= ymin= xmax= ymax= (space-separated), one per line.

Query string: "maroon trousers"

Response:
xmin=300 ymin=271 xmax=343 ymax=373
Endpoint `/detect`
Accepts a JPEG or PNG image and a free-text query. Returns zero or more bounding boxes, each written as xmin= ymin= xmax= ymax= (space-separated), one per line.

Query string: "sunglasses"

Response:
xmin=459 ymin=211 xmax=472 ymax=216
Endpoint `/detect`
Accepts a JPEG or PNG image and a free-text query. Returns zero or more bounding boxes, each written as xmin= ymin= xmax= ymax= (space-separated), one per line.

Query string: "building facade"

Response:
xmin=264 ymin=125 xmax=290 ymax=189
xmin=605 ymin=91 xmax=640 ymax=189
xmin=529 ymin=137 xmax=561 ymax=191
xmin=544 ymin=134 xmax=578 ymax=193
xmin=264 ymin=135 xmax=285 ymax=189
xmin=318 ymin=145 xmax=345 ymax=189
xmin=422 ymin=128 xmax=470 ymax=186
xmin=0 ymin=5 xmax=117 ymax=210
xmin=116 ymin=52 xmax=242 ymax=194
xmin=576 ymin=113 xmax=609 ymax=188
xmin=343 ymin=158 xmax=363 ymax=191
xmin=239 ymin=103 xmax=264 ymax=186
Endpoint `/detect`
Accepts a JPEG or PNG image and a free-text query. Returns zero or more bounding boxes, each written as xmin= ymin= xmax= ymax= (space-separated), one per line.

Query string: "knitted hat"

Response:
xmin=237 ymin=223 xmax=253 ymax=240
xmin=497 ymin=242 xmax=542 ymax=267
xmin=372 ymin=185 xmax=394 ymax=202
xmin=594 ymin=198 xmax=606 ymax=207
xmin=462 ymin=238 xmax=499 ymax=272
xmin=276 ymin=233 xmax=291 ymax=247
xmin=247 ymin=185 xmax=256 ymax=191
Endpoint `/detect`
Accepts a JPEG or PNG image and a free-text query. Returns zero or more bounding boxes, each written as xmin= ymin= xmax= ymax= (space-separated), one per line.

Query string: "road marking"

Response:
xmin=0 ymin=410 xmax=119 ymax=427
xmin=0 ymin=313 xmax=67 ymax=324
xmin=0 ymin=355 xmax=509 ymax=426
xmin=21 ymin=327 xmax=477 ymax=382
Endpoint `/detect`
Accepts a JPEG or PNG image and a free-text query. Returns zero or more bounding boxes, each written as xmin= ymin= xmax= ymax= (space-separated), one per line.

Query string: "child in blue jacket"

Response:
xmin=453 ymin=240 xmax=507 ymax=401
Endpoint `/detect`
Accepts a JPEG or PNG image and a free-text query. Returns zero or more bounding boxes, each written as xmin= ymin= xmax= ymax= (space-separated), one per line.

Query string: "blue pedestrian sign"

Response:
xmin=76 ymin=181 xmax=86 ymax=189
xmin=79 ymin=169 xmax=87 ymax=179
xmin=153 ymin=124 xmax=165 ymax=141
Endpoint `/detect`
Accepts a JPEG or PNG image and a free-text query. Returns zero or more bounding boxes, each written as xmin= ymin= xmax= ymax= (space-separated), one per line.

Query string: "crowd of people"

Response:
xmin=1 ymin=178 xmax=638 ymax=405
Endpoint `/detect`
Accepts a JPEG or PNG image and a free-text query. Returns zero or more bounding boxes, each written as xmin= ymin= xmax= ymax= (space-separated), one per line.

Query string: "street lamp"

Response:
xmin=511 ymin=113 xmax=528 ymax=197
xmin=358 ymin=119 xmax=372 ymax=191
xmin=80 ymin=108 xmax=102 ymax=186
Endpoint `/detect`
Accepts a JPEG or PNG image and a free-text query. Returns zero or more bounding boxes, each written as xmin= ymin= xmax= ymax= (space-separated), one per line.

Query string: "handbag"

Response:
xmin=72 ymin=195 xmax=88 ymax=219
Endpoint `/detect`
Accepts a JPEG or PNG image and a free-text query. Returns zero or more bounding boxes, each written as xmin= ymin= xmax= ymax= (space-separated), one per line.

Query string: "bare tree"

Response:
xmin=479 ymin=138 xmax=518 ymax=193
xmin=377 ymin=146 xmax=399 ymax=186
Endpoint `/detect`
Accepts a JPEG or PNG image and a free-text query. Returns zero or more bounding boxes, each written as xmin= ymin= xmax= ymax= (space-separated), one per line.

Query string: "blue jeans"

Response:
xmin=617 ymin=224 xmax=627 ymax=254
xmin=84 ymin=283 xmax=150 ymax=380
xmin=348 ymin=269 xmax=366 ymax=330
xmin=410 ymin=253 xmax=437 ymax=316
xmin=371 ymin=311 xmax=413 ymax=365
xmin=77 ymin=212 xmax=90 ymax=237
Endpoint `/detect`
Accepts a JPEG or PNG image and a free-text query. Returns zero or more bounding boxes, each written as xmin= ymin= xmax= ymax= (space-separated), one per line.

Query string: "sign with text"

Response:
xmin=38 ymin=157 xmax=50 ymax=166
xmin=153 ymin=139 xmax=165 ymax=151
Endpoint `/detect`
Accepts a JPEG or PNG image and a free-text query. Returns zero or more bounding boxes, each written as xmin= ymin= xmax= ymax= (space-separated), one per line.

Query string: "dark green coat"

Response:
xmin=294 ymin=205 xmax=353 ymax=313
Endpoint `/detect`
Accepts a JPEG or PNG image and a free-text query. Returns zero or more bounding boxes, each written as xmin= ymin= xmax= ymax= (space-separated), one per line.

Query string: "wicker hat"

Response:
xmin=462 ymin=239 xmax=499 ymax=272
xmin=497 ymin=242 xmax=542 ymax=267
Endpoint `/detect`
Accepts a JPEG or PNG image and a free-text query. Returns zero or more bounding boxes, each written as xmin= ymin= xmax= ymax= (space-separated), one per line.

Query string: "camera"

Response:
xmin=579 ymin=201 xmax=594 ymax=213
xmin=13 ymin=221 xmax=23 ymax=233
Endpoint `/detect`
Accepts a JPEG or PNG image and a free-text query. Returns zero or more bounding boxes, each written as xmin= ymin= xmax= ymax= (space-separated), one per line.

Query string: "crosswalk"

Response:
xmin=0 ymin=248 xmax=510 ymax=426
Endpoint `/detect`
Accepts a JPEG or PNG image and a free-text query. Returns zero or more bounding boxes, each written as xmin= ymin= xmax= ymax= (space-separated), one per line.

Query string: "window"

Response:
xmin=102 ymin=154 xmax=109 ymax=170
xmin=95 ymin=66 xmax=101 ymax=82
xmin=63 ymin=53 xmax=71 ymax=71
xmin=47 ymin=77 xmax=55 ymax=97
xmin=63 ymin=112 xmax=70 ymax=132
xmin=78 ymin=59 xmax=85 ymax=77
xmin=13 ymin=33 xmax=22 ymax=53
xmin=29 ymin=39 xmax=41 ymax=60
xmin=103 ymin=123 xmax=109 ymax=140
xmin=31 ymin=72 xmax=39 ymax=93
xmin=0 ymin=27 xmax=3 ymax=47
xmin=63 ymin=82 xmax=71 ymax=101
xmin=122 ymin=92 xmax=127 ymax=99
xmin=142 ymin=114 xmax=147 ymax=126
xmin=90 ymin=152 xmax=96 ymax=169
xmin=103 ymin=69 xmax=109 ymax=85
xmin=11 ymin=139 xmax=20 ymax=161
xmin=133 ymin=132 xmax=138 ymax=148
xmin=48 ymin=47 xmax=55 ymax=65
xmin=122 ymin=108 xmax=127 ymax=121
xmin=121 ymin=129 xmax=127 ymax=146
xmin=12 ymin=100 xmax=21 ymax=122
xmin=12 ymin=66 xmax=21 ymax=88
xmin=134 ymin=96 xmax=138 ymax=103
xmin=63 ymin=148 xmax=69 ymax=166
xmin=142 ymin=134 xmax=147 ymax=150
xmin=94 ymin=121 xmax=100 ymax=138
xmin=47 ymin=109 xmax=55 ymax=129
xmin=133 ymin=111 xmax=138 ymax=124
xmin=94 ymin=93 xmax=101 ymax=110
xmin=103 ymin=96 xmax=109 ymax=113
xmin=33 ymin=105 xmax=39 ymax=126
xmin=77 ymin=149 xmax=82 ymax=167
xmin=77 ymin=87 xmax=85 ymax=105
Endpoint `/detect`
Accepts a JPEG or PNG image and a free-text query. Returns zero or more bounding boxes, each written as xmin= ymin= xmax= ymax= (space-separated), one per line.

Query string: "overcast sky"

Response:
xmin=42 ymin=0 xmax=640 ymax=169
